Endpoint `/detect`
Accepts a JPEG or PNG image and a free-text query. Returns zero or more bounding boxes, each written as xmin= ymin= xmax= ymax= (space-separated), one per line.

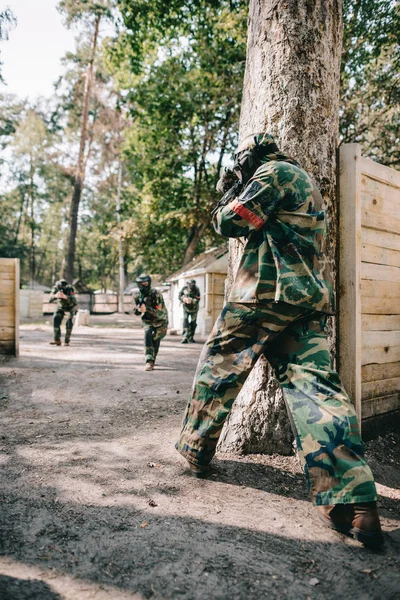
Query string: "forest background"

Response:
xmin=0 ymin=0 xmax=399 ymax=291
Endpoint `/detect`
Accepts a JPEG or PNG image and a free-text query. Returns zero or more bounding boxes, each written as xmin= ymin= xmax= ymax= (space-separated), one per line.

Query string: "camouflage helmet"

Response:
xmin=187 ymin=279 xmax=196 ymax=289
xmin=57 ymin=279 xmax=68 ymax=289
xmin=136 ymin=273 xmax=151 ymax=295
xmin=235 ymin=132 xmax=279 ymax=159
xmin=233 ymin=132 xmax=280 ymax=185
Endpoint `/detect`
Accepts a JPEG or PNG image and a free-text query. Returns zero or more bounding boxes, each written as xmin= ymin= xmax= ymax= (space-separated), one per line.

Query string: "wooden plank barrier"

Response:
xmin=0 ymin=258 xmax=19 ymax=356
xmin=44 ymin=292 xmax=133 ymax=314
xmin=339 ymin=144 xmax=400 ymax=423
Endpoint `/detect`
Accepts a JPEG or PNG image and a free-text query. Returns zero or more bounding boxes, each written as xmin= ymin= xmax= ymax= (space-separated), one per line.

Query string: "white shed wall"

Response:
xmin=169 ymin=275 xmax=207 ymax=336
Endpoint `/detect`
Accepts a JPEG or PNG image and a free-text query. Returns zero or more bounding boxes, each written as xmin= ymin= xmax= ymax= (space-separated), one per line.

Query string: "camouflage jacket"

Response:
xmin=133 ymin=288 xmax=169 ymax=328
xmin=213 ymin=159 xmax=334 ymax=314
xmin=49 ymin=284 xmax=78 ymax=311
xmin=178 ymin=285 xmax=201 ymax=314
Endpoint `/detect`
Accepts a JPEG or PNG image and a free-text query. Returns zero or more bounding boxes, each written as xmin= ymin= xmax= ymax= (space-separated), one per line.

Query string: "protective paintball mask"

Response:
xmin=136 ymin=274 xmax=151 ymax=296
xmin=233 ymin=133 xmax=280 ymax=186
xmin=57 ymin=279 xmax=68 ymax=291
xmin=232 ymin=148 xmax=261 ymax=186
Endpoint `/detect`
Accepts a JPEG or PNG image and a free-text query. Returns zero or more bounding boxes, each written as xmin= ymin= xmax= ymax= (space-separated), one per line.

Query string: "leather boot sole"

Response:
xmin=352 ymin=527 xmax=384 ymax=549
xmin=317 ymin=505 xmax=384 ymax=549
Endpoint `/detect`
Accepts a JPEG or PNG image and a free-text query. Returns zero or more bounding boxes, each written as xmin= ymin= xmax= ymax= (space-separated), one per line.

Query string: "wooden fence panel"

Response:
xmin=0 ymin=258 xmax=19 ymax=356
xmin=339 ymin=144 xmax=400 ymax=423
xmin=338 ymin=144 xmax=362 ymax=420
xmin=91 ymin=294 xmax=118 ymax=313
xmin=44 ymin=292 xmax=132 ymax=314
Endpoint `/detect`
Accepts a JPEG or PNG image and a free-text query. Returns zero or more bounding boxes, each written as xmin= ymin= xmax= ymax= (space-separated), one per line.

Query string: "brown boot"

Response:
xmin=186 ymin=461 xmax=210 ymax=479
xmin=145 ymin=361 xmax=154 ymax=371
xmin=351 ymin=502 xmax=384 ymax=549
xmin=50 ymin=340 xmax=61 ymax=346
xmin=317 ymin=504 xmax=353 ymax=534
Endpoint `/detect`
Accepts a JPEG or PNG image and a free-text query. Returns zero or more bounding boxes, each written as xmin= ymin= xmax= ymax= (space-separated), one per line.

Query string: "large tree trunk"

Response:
xmin=64 ymin=14 xmax=100 ymax=283
xmin=218 ymin=0 xmax=343 ymax=455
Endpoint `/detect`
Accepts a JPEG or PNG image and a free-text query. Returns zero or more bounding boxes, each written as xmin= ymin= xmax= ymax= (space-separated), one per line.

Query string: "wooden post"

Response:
xmin=338 ymin=144 xmax=362 ymax=422
xmin=0 ymin=258 xmax=20 ymax=357
xmin=14 ymin=259 xmax=20 ymax=357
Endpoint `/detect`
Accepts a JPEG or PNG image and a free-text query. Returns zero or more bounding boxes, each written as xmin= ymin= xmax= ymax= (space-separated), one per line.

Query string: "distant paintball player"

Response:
xmin=179 ymin=279 xmax=201 ymax=344
xmin=176 ymin=132 xmax=383 ymax=549
xmin=133 ymin=274 xmax=168 ymax=371
xmin=49 ymin=279 xmax=78 ymax=346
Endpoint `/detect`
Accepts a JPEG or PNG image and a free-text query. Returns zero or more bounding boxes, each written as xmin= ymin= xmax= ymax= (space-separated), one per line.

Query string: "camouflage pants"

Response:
xmin=177 ymin=302 xmax=377 ymax=506
xmin=53 ymin=307 xmax=77 ymax=342
xmin=144 ymin=324 xmax=167 ymax=363
xmin=183 ymin=308 xmax=198 ymax=340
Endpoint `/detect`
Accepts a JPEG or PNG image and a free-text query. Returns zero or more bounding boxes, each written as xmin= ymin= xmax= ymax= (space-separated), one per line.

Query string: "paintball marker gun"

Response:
xmin=213 ymin=167 xmax=243 ymax=215
xmin=134 ymin=296 xmax=148 ymax=314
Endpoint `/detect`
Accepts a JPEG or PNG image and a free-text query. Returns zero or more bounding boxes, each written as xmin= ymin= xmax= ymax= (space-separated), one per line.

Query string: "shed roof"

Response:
xmin=73 ymin=279 xmax=93 ymax=293
xmin=167 ymin=245 xmax=228 ymax=282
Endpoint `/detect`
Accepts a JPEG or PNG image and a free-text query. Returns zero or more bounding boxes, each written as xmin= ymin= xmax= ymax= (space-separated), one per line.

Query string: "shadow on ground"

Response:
xmin=0 ymin=575 xmax=62 ymax=600
xmin=0 ymin=326 xmax=399 ymax=599
xmin=1 ymin=473 xmax=399 ymax=600
xmin=1 ymin=438 xmax=399 ymax=600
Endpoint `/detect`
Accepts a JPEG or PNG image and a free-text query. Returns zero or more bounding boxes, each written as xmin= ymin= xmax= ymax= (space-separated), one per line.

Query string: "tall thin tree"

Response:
xmin=116 ymin=161 xmax=125 ymax=312
xmin=64 ymin=13 xmax=101 ymax=282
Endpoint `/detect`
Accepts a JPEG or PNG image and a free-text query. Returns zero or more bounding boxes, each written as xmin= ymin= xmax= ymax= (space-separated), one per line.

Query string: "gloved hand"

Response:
xmin=135 ymin=303 xmax=146 ymax=313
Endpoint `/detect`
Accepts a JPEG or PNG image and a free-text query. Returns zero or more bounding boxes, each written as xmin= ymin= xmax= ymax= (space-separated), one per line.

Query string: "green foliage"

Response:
xmin=57 ymin=0 xmax=114 ymax=26
xmin=0 ymin=189 xmax=28 ymax=260
xmin=0 ymin=94 xmax=25 ymax=153
xmin=1 ymin=0 xmax=398 ymax=290
xmin=12 ymin=110 xmax=48 ymax=158
xmin=0 ymin=106 xmax=73 ymax=285
xmin=0 ymin=8 xmax=17 ymax=82
xmin=115 ymin=0 xmax=227 ymax=73
xmin=341 ymin=0 xmax=400 ymax=166
xmin=114 ymin=0 xmax=247 ymax=275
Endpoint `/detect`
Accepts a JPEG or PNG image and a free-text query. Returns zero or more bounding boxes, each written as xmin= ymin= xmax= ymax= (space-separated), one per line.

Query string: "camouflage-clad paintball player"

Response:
xmin=49 ymin=279 xmax=78 ymax=346
xmin=179 ymin=279 xmax=201 ymax=344
xmin=176 ymin=133 xmax=383 ymax=549
xmin=133 ymin=274 xmax=168 ymax=371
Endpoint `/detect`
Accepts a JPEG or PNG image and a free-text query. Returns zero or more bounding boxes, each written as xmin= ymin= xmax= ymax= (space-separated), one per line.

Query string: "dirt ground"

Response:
xmin=0 ymin=316 xmax=399 ymax=600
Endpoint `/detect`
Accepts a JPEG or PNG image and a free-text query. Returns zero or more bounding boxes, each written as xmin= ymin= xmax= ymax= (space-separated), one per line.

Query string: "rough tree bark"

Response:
xmin=218 ymin=0 xmax=343 ymax=455
xmin=64 ymin=14 xmax=100 ymax=283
